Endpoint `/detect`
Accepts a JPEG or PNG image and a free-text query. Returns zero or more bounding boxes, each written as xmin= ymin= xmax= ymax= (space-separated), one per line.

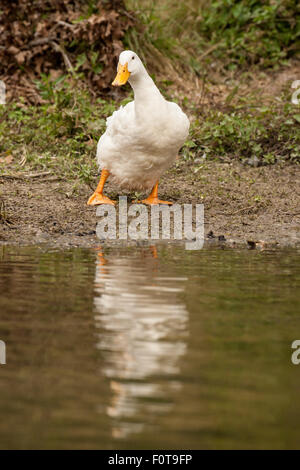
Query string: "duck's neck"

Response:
xmin=129 ymin=68 xmax=164 ymax=118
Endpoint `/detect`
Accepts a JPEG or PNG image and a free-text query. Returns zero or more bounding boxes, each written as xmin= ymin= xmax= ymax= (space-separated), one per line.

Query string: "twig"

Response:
xmin=198 ymin=43 xmax=223 ymax=61
xmin=230 ymin=205 xmax=256 ymax=215
xmin=50 ymin=41 xmax=75 ymax=75
xmin=0 ymin=171 xmax=52 ymax=179
xmin=28 ymin=37 xmax=75 ymax=75
xmin=57 ymin=20 xmax=76 ymax=29
xmin=120 ymin=9 xmax=136 ymax=22
xmin=29 ymin=37 xmax=56 ymax=47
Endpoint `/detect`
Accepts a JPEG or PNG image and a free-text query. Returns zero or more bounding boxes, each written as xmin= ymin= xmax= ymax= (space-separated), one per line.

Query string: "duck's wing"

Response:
xmin=96 ymin=101 xmax=136 ymax=166
xmin=164 ymin=101 xmax=190 ymax=147
xmin=168 ymin=102 xmax=190 ymax=136
xmin=106 ymin=101 xmax=136 ymax=137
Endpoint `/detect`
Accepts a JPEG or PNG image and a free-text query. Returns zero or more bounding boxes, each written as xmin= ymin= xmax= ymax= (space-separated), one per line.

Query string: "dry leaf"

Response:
xmin=0 ymin=154 xmax=13 ymax=164
xmin=0 ymin=0 xmax=134 ymax=104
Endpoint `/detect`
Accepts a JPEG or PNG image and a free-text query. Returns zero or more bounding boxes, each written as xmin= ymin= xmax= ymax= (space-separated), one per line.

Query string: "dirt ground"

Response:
xmin=0 ymin=160 xmax=299 ymax=249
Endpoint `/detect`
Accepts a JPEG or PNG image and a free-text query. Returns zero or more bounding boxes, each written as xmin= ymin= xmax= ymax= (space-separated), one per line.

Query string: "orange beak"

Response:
xmin=112 ymin=62 xmax=130 ymax=86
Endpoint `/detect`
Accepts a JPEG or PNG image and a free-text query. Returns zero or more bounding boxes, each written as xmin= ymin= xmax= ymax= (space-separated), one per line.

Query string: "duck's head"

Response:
xmin=112 ymin=50 xmax=143 ymax=86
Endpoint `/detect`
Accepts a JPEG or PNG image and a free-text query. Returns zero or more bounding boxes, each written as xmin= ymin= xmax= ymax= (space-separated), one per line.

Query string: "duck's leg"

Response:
xmin=87 ymin=169 xmax=116 ymax=206
xmin=142 ymin=181 xmax=173 ymax=205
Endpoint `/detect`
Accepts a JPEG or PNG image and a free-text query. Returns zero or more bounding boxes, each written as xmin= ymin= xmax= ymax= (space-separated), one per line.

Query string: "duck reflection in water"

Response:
xmin=93 ymin=245 xmax=189 ymax=439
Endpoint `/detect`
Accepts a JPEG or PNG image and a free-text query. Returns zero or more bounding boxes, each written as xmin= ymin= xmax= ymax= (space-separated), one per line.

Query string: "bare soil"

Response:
xmin=0 ymin=160 xmax=299 ymax=249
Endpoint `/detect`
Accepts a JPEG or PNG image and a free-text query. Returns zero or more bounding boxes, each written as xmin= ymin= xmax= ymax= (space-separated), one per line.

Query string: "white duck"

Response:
xmin=87 ymin=50 xmax=190 ymax=206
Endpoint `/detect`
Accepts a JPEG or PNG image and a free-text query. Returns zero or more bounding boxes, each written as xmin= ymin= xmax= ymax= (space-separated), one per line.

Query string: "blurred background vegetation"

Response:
xmin=0 ymin=0 xmax=299 ymax=183
xmin=126 ymin=0 xmax=299 ymax=72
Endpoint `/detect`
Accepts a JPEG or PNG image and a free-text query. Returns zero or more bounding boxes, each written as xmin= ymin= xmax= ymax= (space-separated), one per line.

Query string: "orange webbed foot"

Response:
xmin=87 ymin=193 xmax=116 ymax=206
xmin=141 ymin=196 xmax=173 ymax=206
xmin=139 ymin=181 xmax=173 ymax=206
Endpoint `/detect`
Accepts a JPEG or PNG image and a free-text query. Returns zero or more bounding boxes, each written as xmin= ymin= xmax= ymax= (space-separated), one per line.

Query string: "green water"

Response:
xmin=0 ymin=244 xmax=299 ymax=449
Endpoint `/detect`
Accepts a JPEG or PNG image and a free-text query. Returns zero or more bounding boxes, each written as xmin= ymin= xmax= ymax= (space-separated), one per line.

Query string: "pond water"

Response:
xmin=0 ymin=243 xmax=299 ymax=449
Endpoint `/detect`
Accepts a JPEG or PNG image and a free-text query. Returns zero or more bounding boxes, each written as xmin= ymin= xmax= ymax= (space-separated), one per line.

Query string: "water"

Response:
xmin=0 ymin=243 xmax=299 ymax=449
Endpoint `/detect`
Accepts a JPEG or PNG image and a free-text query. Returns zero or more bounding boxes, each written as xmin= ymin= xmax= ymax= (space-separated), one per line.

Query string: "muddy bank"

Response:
xmin=0 ymin=161 xmax=299 ymax=248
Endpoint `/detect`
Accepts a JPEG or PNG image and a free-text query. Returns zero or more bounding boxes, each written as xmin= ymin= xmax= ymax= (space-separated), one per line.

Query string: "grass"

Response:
xmin=0 ymin=75 xmax=117 ymax=185
xmin=125 ymin=0 xmax=300 ymax=74
xmin=0 ymin=72 xmax=299 ymax=187
xmin=186 ymin=100 xmax=300 ymax=165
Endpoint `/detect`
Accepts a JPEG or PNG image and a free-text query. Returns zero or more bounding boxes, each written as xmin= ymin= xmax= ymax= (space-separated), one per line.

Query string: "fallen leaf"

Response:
xmin=0 ymin=154 xmax=13 ymax=164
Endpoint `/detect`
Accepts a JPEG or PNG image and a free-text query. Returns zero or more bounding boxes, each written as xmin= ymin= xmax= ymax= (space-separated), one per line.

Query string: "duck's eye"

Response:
xmin=132 ymin=56 xmax=135 ymax=60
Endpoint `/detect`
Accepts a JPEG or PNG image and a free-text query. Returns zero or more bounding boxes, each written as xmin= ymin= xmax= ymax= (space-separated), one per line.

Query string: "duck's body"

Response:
xmin=88 ymin=50 xmax=190 ymax=206
xmin=98 ymin=68 xmax=189 ymax=190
